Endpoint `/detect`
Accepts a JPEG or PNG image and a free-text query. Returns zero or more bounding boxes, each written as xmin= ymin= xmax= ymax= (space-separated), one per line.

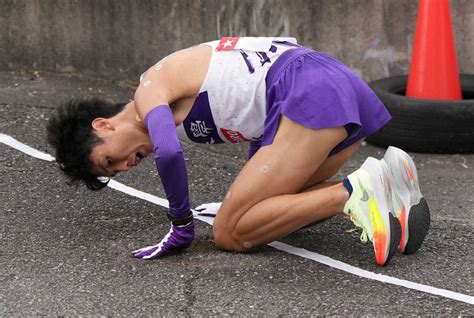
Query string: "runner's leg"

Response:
xmin=213 ymin=116 xmax=353 ymax=251
xmin=299 ymin=139 xmax=363 ymax=191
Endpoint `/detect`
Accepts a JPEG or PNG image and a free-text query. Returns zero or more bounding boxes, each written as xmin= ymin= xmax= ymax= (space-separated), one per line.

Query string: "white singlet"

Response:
xmin=172 ymin=37 xmax=298 ymax=144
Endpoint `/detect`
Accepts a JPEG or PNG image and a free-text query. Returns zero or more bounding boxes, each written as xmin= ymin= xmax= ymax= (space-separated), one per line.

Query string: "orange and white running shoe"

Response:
xmin=343 ymin=157 xmax=401 ymax=266
xmin=381 ymin=146 xmax=430 ymax=254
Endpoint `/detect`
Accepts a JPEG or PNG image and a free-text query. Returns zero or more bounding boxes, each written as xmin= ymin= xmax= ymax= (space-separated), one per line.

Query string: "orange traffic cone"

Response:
xmin=406 ymin=0 xmax=462 ymax=100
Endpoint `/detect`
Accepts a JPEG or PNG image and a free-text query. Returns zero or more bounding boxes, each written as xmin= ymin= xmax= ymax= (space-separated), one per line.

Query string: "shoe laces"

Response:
xmin=349 ymin=214 xmax=369 ymax=243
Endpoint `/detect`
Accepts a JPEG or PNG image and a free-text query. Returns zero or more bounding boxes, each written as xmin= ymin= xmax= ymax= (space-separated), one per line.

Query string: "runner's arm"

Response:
xmin=134 ymin=55 xmax=192 ymax=220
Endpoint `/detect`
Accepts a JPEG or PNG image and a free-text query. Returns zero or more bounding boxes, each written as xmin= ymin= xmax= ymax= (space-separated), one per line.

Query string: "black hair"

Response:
xmin=46 ymin=98 xmax=126 ymax=190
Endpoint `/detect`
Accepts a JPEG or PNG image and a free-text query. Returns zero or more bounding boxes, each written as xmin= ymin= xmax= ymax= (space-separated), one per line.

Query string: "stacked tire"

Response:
xmin=367 ymin=74 xmax=474 ymax=153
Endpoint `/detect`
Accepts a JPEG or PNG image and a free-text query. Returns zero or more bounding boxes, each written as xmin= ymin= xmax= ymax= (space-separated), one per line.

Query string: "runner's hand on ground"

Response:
xmin=194 ymin=202 xmax=222 ymax=218
xmin=132 ymin=220 xmax=195 ymax=259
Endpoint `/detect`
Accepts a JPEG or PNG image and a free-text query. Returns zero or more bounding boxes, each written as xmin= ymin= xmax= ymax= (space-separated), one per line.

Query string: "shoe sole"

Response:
xmin=360 ymin=157 xmax=401 ymax=266
xmin=383 ymin=146 xmax=430 ymax=254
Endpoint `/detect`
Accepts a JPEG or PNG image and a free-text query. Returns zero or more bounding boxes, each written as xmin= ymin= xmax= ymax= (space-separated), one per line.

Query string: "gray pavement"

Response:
xmin=1 ymin=71 xmax=473 ymax=316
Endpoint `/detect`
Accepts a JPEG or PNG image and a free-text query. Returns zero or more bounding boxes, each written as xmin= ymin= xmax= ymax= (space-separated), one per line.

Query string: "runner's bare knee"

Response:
xmin=213 ymin=223 xmax=248 ymax=252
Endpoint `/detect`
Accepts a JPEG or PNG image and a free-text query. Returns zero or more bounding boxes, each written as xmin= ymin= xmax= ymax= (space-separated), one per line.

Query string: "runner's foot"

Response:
xmin=343 ymin=157 xmax=401 ymax=266
xmin=381 ymin=146 xmax=430 ymax=254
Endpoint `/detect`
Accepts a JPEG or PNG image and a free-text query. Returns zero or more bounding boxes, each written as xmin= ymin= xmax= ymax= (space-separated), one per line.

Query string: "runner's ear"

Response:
xmin=91 ymin=118 xmax=115 ymax=132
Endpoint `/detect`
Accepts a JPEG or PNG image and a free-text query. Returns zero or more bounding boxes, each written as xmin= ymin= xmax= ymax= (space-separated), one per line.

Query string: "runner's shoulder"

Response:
xmin=151 ymin=45 xmax=211 ymax=80
xmin=133 ymin=45 xmax=211 ymax=118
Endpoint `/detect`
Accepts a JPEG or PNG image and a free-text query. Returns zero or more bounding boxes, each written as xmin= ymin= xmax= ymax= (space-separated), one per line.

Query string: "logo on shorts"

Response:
xmin=220 ymin=128 xmax=251 ymax=143
xmin=190 ymin=120 xmax=213 ymax=138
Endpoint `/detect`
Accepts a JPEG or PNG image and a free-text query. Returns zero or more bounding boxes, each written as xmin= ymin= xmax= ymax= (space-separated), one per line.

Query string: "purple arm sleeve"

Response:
xmin=247 ymin=140 xmax=262 ymax=160
xmin=144 ymin=105 xmax=190 ymax=219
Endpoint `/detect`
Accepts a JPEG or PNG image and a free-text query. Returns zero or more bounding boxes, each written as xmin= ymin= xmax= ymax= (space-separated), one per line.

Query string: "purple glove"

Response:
xmin=132 ymin=219 xmax=195 ymax=259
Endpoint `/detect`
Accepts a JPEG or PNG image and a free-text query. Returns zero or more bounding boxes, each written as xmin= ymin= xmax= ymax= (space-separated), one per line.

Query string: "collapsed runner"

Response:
xmin=46 ymin=37 xmax=430 ymax=266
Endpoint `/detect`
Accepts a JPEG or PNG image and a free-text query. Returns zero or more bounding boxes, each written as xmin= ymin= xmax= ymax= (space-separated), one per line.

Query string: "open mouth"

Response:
xmin=134 ymin=151 xmax=146 ymax=166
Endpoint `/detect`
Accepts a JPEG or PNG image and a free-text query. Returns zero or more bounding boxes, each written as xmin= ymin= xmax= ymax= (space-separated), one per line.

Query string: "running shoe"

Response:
xmin=343 ymin=157 xmax=401 ymax=266
xmin=381 ymin=146 xmax=430 ymax=254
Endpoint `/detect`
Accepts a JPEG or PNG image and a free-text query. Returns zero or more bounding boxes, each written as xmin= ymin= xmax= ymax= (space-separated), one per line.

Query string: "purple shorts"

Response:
xmin=262 ymin=47 xmax=391 ymax=155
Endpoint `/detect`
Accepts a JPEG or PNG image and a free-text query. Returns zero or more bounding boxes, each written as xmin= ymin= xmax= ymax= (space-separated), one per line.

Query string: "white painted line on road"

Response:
xmin=1 ymin=132 xmax=473 ymax=305
xmin=269 ymin=241 xmax=474 ymax=305
xmin=1 ymin=133 xmax=55 ymax=162
xmin=108 ymin=179 xmax=170 ymax=208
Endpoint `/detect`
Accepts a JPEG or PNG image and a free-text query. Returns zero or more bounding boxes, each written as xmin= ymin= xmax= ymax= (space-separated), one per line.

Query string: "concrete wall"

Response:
xmin=1 ymin=0 xmax=473 ymax=81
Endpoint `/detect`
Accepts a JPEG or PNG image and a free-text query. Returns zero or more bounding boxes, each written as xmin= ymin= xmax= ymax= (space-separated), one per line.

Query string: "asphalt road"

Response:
xmin=1 ymin=71 xmax=473 ymax=316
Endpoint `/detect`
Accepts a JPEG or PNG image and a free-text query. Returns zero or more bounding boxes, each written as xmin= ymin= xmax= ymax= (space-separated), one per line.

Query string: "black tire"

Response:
xmin=367 ymin=74 xmax=474 ymax=153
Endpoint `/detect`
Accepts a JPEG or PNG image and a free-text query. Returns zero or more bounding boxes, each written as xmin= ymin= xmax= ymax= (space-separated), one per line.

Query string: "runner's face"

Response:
xmin=89 ymin=121 xmax=151 ymax=177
